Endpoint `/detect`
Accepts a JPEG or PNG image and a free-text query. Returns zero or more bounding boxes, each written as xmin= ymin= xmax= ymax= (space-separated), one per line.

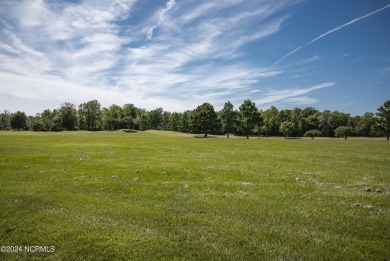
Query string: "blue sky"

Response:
xmin=0 ymin=0 xmax=389 ymax=116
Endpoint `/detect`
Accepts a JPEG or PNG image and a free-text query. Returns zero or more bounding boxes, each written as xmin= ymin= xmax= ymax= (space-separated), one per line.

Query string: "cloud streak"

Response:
xmin=0 ymin=0 xmax=338 ymax=114
xmin=273 ymin=3 xmax=390 ymax=65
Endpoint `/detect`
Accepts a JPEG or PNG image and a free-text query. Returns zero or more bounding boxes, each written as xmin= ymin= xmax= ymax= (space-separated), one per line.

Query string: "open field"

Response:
xmin=0 ymin=131 xmax=389 ymax=260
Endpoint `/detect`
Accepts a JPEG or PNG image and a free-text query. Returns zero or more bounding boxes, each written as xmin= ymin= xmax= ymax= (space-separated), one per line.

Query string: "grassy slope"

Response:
xmin=0 ymin=131 xmax=389 ymax=260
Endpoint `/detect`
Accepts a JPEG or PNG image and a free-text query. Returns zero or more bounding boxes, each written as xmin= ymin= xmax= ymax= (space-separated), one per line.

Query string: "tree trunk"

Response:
xmin=227 ymin=133 xmax=230 ymax=139
xmin=204 ymin=132 xmax=208 ymax=138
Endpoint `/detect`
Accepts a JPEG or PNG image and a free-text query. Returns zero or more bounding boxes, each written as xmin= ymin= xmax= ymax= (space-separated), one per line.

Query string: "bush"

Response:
xmin=304 ymin=130 xmax=322 ymax=139
xmin=335 ymin=126 xmax=354 ymax=140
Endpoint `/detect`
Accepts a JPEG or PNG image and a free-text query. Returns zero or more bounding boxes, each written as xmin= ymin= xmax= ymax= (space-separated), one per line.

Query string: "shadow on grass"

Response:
xmin=285 ymin=137 xmax=301 ymax=139
xmin=122 ymin=129 xmax=138 ymax=133
xmin=193 ymin=135 xmax=217 ymax=138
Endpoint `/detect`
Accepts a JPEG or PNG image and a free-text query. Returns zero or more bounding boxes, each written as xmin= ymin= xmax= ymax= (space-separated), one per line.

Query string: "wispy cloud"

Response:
xmin=254 ymin=82 xmax=335 ymax=107
xmin=273 ymin=3 xmax=390 ymax=65
xmin=146 ymin=0 xmax=176 ymax=40
xmin=0 ymin=0 xmax=336 ymax=114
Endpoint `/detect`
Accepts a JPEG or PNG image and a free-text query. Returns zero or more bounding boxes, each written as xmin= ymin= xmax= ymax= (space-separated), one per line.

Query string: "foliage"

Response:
xmin=191 ymin=103 xmax=218 ymax=138
xmin=10 ymin=111 xmax=27 ymax=131
xmin=376 ymin=100 xmax=390 ymax=140
xmin=78 ymin=100 xmax=102 ymax=131
xmin=238 ymin=99 xmax=262 ymax=138
xmin=0 ymin=110 xmax=11 ymax=130
xmin=220 ymin=101 xmax=236 ymax=138
xmin=334 ymin=126 xmax=354 ymax=140
xmin=279 ymin=121 xmax=297 ymax=138
xmin=4 ymin=100 xmax=390 ymax=140
xmin=304 ymin=129 xmax=322 ymax=139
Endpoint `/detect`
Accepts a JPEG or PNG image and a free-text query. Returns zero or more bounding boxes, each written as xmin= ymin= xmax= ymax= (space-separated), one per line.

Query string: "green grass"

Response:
xmin=0 ymin=130 xmax=389 ymax=260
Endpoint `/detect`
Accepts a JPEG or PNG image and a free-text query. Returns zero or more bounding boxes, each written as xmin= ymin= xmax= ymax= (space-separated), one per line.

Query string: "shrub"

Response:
xmin=335 ymin=126 xmax=354 ymax=140
xmin=304 ymin=129 xmax=322 ymax=139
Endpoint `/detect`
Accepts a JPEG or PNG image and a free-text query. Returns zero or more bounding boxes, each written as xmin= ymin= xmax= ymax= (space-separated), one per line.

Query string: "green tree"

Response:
xmin=191 ymin=103 xmax=218 ymax=138
xmin=376 ymin=100 xmax=390 ymax=140
xmin=137 ymin=109 xmax=150 ymax=131
xmin=329 ymin=111 xmax=350 ymax=136
xmin=78 ymin=100 xmax=102 ymax=131
xmin=148 ymin=108 xmax=163 ymax=130
xmin=262 ymin=106 xmax=280 ymax=136
xmin=220 ymin=101 xmax=236 ymax=138
xmin=318 ymin=110 xmax=332 ymax=137
xmin=354 ymin=113 xmax=376 ymax=137
xmin=169 ymin=112 xmax=181 ymax=132
xmin=10 ymin=111 xmax=27 ymax=131
xmin=161 ymin=111 xmax=171 ymax=130
xmin=180 ymin=111 xmax=191 ymax=133
xmin=59 ymin=102 xmax=78 ymax=130
xmin=334 ymin=126 xmax=354 ymax=140
xmin=0 ymin=110 xmax=11 ymax=130
xmin=279 ymin=121 xmax=296 ymax=138
xmin=239 ymin=99 xmax=262 ymax=139
xmin=304 ymin=129 xmax=322 ymax=139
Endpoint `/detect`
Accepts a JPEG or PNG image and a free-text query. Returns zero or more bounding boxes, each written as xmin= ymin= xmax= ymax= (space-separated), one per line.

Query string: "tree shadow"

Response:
xmin=285 ymin=137 xmax=301 ymax=139
xmin=193 ymin=135 xmax=217 ymax=138
xmin=122 ymin=129 xmax=138 ymax=133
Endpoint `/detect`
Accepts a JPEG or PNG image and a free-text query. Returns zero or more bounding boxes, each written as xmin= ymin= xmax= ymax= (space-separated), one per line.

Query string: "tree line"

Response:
xmin=1 ymin=99 xmax=389 ymax=140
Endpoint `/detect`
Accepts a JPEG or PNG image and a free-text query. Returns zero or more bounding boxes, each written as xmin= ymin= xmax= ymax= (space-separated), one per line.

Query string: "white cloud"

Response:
xmin=254 ymin=82 xmax=335 ymax=107
xmin=0 ymin=0 xmax=331 ymax=115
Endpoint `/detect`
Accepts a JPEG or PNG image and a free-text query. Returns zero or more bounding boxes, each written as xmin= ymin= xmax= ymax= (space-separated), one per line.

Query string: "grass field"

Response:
xmin=0 ymin=130 xmax=389 ymax=260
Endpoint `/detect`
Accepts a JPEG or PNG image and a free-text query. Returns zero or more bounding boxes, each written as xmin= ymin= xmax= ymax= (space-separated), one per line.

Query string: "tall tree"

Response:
xmin=191 ymin=103 xmax=218 ymax=138
xmin=0 ymin=110 xmax=11 ymax=130
xmin=78 ymin=100 xmax=102 ymax=131
xmin=377 ymin=100 xmax=390 ymax=140
xmin=148 ymin=108 xmax=163 ymax=129
xmin=262 ymin=106 xmax=280 ymax=136
xmin=329 ymin=111 xmax=350 ymax=135
xmin=59 ymin=102 xmax=78 ymax=130
xmin=169 ymin=112 xmax=181 ymax=132
xmin=10 ymin=111 xmax=27 ymax=131
xmin=239 ymin=99 xmax=262 ymax=139
xmin=220 ymin=101 xmax=236 ymax=138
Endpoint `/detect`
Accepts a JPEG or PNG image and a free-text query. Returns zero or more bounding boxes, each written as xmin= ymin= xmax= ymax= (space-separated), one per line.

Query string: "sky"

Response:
xmin=0 ymin=0 xmax=389 ymax=116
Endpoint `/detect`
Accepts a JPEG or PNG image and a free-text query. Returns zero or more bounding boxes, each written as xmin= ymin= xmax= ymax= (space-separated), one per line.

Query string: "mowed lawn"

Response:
xmin=0 ymin=131 xmax=389 ymax=260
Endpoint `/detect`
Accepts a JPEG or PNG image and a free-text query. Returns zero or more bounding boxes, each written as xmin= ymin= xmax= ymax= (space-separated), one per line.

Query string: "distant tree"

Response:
xmin=40 ymin=109 xmax=52 ymax=131
xmin=239 ymin=99 xmax=262 ymax=139
xmin=32 ymin=120 xmax=44 ymax=131
xmin=279 ymin=121 xmax=296 ymax=138
xmin=329 ymin=111 xmax=350 ymax=135
xmin=10 ymin=111 xmax=27 ymax=131
xmin=304 ymin=129 xmax=322 ymax=139
xmin=51 ymin=109 xmax=63 ymax=131
xmin=180 ymin=111 xmax=191 ymax=133
xmin=169 ymin=112 xmax=181 ymax=132
xmin=121 ymin=116 xmax=134 ymax=131
xmin=161 ymin=111 xmax=171 ymax=130
xmin=78 ymin=100 xmax=102 ymax=131
xmin=220 ymin=101 xmax=236 ymax=138
xmin=318 ymin=110 xmax=332 ymax=137
xmin=334 ymin=126 xmax=354 ymax=140
xmin=354 ymin=113 xmax=376 ymax=137
xmin=299 ymin=107 xmax=320 ymax=134
xmin=123 ymin=104 xmax=137 ymax=129
xmin=137 ymin=109 xmax=150 ymax=131
xmin=59 ymin=102 xmax=78 ymax=130
xmin=148 ymin=108 xmax=163 ymax=129
xmin=376 ymin=100 xmax=390 ymax=140
xmin=262 ymin=106 xmax=280 ymax=136
xmin=191 ymin=103 xmax=218 ymax=138
xmin=0 ymin=110 xmax=12 ymax=130
xmin=123 ymin=103 xmax=138 ymax=119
